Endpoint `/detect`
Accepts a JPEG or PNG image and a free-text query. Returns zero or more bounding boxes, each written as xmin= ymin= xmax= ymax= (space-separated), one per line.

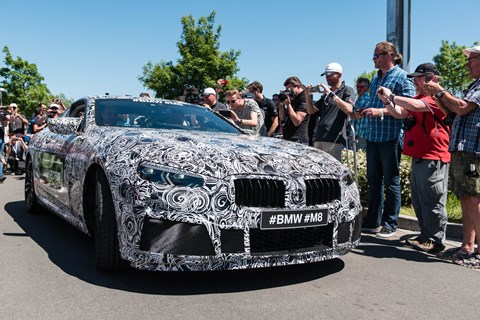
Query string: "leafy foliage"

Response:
xmin=342 ymin=149 xmax=411 ymax=206
xmin=433 ymin=40 xmax=479 ymax=95
xmin=0 ymin=46 xmax=51 ymax=116
xmin=139 ymin=11 xmax=248 ymax=99
xmin=343 ymin=149 xmax=461 ymax=223
xmin=354 ymin=70 xmax=377 ymax=85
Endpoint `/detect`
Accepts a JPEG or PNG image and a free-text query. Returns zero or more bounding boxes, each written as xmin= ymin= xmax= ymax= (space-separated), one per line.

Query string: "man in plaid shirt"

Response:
xmin=360 ymin=42 xmax=415 ymax=238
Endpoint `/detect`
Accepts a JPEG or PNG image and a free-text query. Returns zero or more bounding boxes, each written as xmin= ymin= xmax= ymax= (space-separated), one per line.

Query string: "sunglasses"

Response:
xmin=225 ymin=99 xmax=237 ymax=104
xmin=373 ymin=52 xmax=388 ymax=59
xmin=356 ymin=85 xmax=367 ymax=88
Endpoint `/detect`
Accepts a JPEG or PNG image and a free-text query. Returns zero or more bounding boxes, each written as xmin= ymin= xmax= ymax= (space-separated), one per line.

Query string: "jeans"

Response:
xmin=363 ymin=138 xmax=401 ymax=231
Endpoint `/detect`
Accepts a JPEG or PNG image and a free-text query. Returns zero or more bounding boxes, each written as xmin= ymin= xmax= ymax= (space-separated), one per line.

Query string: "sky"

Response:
xmin=1 ymin=0 xmax=479 ymax=101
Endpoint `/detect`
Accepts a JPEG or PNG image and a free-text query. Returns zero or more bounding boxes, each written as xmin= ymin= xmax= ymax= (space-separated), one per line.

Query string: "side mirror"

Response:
xmin=47 ymin=117 xmax=82 ymax=135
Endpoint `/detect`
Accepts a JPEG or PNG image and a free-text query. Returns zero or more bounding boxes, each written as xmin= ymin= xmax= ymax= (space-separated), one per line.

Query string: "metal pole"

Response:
xmin=386 ymin=0 xmax=411 ymax=72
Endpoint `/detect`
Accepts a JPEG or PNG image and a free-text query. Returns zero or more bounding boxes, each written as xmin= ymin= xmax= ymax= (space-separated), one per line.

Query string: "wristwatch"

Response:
xmin=435 ymin=90 xmax=447 ymax=99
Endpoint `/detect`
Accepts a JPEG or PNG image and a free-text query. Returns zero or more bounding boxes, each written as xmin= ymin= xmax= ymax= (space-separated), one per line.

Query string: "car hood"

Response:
xmin=93 ymin=127 xmax=346 ymax=180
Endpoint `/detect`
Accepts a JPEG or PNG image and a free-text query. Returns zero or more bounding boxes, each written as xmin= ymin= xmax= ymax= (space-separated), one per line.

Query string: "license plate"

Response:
xmin=260 ymin=208 xmax=328 ymax=230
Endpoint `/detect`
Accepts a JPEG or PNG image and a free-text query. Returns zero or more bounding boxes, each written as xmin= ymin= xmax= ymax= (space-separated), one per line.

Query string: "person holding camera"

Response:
xmin=360 ymin=42 xmax=415 ymax=238
xmin=224 ymin=89 xmax=267 ymax=136
xmin=305 ymin=62 xmax=355 ymax=161
xmin=247 ymin=81 xmax=279 ymax=137
xmin=377 ymin=62 xmax=450 ymax=253
xmin=8 ymin=103 xmax=28 ymax=136
xmin=423 ymin=46 xmax=480 ymax=268
xmin=278 ymin=76 xmax=309 ymax=144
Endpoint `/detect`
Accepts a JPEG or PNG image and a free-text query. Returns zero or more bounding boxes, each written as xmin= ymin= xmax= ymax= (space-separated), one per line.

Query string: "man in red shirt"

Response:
xmin=377 ymin=63 xmax=450 ymax=253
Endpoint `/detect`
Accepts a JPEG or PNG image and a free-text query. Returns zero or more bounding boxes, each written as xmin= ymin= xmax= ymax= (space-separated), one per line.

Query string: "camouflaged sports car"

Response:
xmin=25 ymin=95 xmax=362 ymax=271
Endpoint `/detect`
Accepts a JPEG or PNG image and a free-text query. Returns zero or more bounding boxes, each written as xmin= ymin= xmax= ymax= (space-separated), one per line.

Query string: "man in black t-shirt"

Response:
xmin=247 ymin=81 xmax=279 ymax=137
xmin=278 ymin=76 xmax=309 ymax=144
xmin=306 ymin=63 xmax=355 ymax=161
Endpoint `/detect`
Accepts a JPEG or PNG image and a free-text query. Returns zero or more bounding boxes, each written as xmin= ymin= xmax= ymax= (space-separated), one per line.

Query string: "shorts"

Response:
xmin=450 ymin=152 xmax=480 ymax=197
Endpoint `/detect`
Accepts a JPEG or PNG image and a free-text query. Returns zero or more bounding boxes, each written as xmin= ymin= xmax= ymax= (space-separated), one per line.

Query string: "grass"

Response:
xmin=400 ymin=192 xmax=462 ymax=224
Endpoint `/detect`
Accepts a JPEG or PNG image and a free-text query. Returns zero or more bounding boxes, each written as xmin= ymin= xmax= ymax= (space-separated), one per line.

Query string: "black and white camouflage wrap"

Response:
xmin=28 ymin=96 xmax=362 ymax=271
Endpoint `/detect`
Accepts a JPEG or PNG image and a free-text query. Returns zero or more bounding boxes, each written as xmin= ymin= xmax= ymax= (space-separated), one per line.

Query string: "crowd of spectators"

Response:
xmin=0 ymin=99 xmax=66 ymax=181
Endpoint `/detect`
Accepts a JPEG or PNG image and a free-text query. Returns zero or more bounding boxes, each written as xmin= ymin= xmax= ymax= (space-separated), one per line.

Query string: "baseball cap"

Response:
xmin=321 ymin=62 xmax=343 ymax=76
xmin=407 ymin=63 xmax=440 ymax=78
xmin=9 ymin=103 xmax=18 ymax=108
xmin=49 ymin=103 xmax=60 ymax=110
xmin=202 ymin=87 xmax=216 ymax=96
xmin=462 ymin=45 xmax=480 ymax=57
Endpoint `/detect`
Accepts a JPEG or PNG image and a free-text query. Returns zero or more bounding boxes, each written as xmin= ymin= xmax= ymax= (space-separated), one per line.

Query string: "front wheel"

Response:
xmin=93 ymin=170 xmax=126 ymax=271
xmin=25 ymin=158 xmax=43 ymax=213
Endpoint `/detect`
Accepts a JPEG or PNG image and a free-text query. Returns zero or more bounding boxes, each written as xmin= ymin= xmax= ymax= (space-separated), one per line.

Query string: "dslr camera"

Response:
xmin=402 ymin=115 xmax=416 ymax=131
xmin=278 ymin=88 xmax=294 ymax=102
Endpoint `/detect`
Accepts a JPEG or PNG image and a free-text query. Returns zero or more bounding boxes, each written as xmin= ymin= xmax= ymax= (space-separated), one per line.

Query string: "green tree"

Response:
xmin=139 ymin=11 xmax=247 ymax=99
xmin=354 ymin=70 xmax=377 ymax=85
xmin=433 ymin=40 xmax=478 ymax=95
xmin=0 ymin=46 xmax=52 ymax=116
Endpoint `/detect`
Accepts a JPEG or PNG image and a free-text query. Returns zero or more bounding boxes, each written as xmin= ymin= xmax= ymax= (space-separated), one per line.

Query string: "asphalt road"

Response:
xmin=1 ymin=174 xmax=478 ymax=320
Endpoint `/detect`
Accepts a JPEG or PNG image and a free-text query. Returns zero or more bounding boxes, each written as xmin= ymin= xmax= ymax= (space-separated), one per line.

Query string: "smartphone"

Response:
xmin=425 ymin=73 xmax=432 ymax=82
xmin=310 ymin=85 xmax=324 ymax=93
xmin=219 ymin=110 xmax=232 ymax=117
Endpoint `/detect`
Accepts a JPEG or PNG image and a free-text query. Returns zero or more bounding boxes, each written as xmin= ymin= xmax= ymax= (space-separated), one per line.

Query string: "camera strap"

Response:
xmin=420 ymin=99 xmax=449 ymax=134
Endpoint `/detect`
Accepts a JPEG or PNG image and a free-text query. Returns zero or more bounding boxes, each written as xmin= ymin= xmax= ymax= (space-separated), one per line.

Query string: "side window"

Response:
xmin=68 ymin=101 xmax=86 ymax=131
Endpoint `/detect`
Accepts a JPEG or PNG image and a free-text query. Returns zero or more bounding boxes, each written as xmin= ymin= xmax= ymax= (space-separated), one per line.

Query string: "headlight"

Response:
xmin=137 ymin=163 xmax=205 ymax=187
xmin=341 ymin=169 xmax=355 ymax=186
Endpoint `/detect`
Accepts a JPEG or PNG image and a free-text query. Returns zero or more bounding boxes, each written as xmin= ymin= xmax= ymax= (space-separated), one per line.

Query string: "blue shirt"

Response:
xmin=449 ymin=79 xmax=480 ymax=155
xmin=364 ymin=65 xmax=415 ymax=142
xmin=353 ymin=92 xmax=370 ymax=138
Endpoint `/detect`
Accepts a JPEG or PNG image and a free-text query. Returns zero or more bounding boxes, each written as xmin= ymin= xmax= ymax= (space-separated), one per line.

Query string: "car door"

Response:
xmin=33 ymin=100 xmax=86 ymax=211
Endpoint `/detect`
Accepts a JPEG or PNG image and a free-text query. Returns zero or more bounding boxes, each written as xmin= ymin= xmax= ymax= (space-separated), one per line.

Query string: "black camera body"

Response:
xmin=444 ymin=112 xmax=456 ymax=126
xmin=278 ymin=89 xmax=294 ymax=102
xmin=402 ymin=115 xmax=416 ymax=131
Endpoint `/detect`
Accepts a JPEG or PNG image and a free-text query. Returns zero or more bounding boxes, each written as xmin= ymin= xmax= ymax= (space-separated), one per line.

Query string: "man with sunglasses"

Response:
xmin=360 ymin=42 xmax=415 ymax=238
xmin=305 ymin=62 xmax=355 ymax=161
xmin=423 ymin=45 xmax=480 ymax=268
xmin=224 ymin=89 xmax=267 ymax=136
xmin=351 ymin=78 xmax=371 ymax=150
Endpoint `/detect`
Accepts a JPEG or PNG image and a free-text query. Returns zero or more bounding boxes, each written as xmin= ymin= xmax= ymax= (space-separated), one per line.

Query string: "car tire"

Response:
xmin=94 ymin=170 xmax=126 ymax=271
xmin=25 ymin=158 xmax=43 ymax=213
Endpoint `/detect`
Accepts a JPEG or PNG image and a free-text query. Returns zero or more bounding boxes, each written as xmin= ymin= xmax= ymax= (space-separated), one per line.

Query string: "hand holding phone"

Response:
xmin=219 ymin=110 xmax=232 ymax=117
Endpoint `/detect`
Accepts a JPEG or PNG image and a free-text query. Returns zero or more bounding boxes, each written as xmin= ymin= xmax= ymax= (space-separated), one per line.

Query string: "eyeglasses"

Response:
xmin=225 ymin=99 xmax=237 ymax=104
xmin=373 ymin=52 xmax=388 ymax=59
xmin=467 ymin=55 xmax=480 ymax=62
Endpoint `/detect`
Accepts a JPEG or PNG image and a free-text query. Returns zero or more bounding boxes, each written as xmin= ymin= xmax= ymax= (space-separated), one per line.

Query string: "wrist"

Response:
xmin=435 ymin=89 xmax=447 ymax=99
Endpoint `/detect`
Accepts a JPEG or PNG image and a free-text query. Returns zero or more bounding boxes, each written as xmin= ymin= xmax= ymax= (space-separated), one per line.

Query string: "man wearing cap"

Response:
xmin=201 ymin=87 xmax=228 ymax=111
xmin=360 ymin=42 xmax=415 ymax=238
xmin=423 ymin=45 xmax=480 ymax=268
xmin=47 ymin=104 xmax=61 ymax=118
xmin=305 ymin=62 xmax=355 ymax=161
xmin=377 ymin=62 xmax=450 ymax=253
xmin=9 ymin=103 xmax=28 ymax=135
xmin=247 ymin=81 xmax=279 ymax=137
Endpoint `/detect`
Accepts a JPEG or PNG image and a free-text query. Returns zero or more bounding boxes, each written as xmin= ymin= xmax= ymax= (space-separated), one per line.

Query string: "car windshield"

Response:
xmin=95 ymin=99 xmax=240 ymax=134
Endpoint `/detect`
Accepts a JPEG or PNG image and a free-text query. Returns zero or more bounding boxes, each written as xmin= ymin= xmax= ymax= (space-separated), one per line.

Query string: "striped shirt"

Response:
xmin=364 ymin=65 xmax=415 ymax=142
xmin=449 ymin=79 xmax=480 ymax=155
